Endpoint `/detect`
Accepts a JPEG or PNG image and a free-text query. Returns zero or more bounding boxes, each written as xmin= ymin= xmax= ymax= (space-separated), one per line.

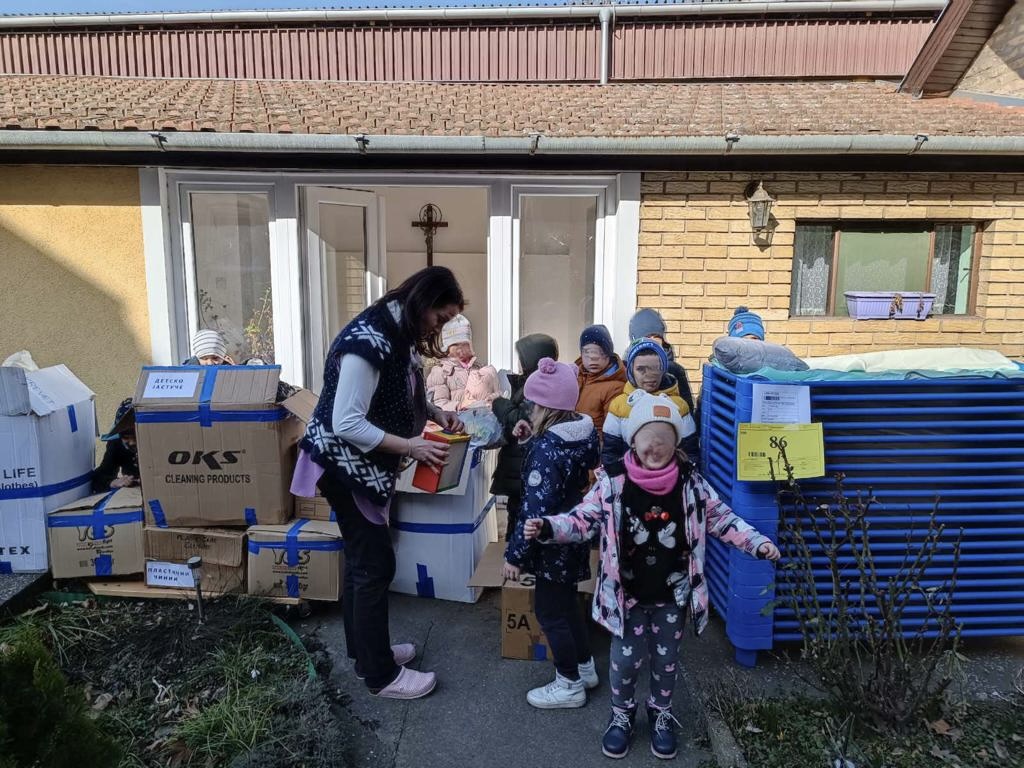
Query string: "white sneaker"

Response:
xmin=578 ymin=657 xmax=600 ymax=690
xmin=526 ymin=673 xmax=587 ymax=709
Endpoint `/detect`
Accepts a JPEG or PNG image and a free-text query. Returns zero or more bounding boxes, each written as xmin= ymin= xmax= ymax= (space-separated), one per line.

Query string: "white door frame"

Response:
xmin=141 ymin=169 xmax=640 ymax=386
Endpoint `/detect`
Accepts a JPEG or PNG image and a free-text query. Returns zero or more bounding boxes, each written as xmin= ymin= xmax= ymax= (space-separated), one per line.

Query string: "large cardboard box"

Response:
xmin=390 ymin=450 xmax=497 ymax=603
xmin=47 ymin=488 xmax=144 ymax=579
xmin=144 ymin=526 xmax=246 ymax=594
xmin=294 ymin=493 xmax=334 ymax=522
xmin=134 ymin=366 xmax=309 ymax=527
xmin=247 ymin=519 xmax=343 ymax=601
xmin=469 ymin=541 xmax=599 ymax=661
xmin=0 ymin=365 xmax=96 ymax=572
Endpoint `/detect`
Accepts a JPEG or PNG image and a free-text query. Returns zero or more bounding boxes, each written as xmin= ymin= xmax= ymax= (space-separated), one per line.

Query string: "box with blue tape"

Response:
xmin=134 ymin=366 xmax=311 ymax=528
xmin=47 ymin=487 xmax=144 ymax=580
xmin=0 ymin=364 xmax=96 ymax=573
xmin=247 ymin=519 xmax=343 ymax=601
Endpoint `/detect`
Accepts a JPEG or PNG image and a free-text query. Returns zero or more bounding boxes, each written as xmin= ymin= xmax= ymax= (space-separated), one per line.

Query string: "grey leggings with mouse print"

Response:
xmin=608 ymin=602 xmax=685 ymax=712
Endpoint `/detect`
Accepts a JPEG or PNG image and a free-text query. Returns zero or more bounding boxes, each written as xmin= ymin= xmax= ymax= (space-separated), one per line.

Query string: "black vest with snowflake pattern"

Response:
xmin=301 ymin=301 xmax=427 ymax=505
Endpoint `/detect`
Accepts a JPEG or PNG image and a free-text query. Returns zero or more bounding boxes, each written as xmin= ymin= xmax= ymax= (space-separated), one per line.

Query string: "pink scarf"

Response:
xmin=624 ymin=451 xmax=678 ymax=496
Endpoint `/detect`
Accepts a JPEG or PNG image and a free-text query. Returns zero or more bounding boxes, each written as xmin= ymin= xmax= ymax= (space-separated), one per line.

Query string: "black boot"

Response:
xmin=647 ymin=704 xmax=680 ymax=759
xmin=601 ymin=707 xmax=636 ymax=759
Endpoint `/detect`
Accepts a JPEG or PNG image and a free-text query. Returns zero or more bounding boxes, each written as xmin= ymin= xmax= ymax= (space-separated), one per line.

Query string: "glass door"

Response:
xmin=302 ymin=186 xmax=385 ymax=392
xmin=512 ymin=188 xmax=605 ymax=364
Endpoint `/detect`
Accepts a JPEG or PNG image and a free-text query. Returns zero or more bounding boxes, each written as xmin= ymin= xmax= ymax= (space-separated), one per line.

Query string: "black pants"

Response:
xmin=319 ymin=474 xmax=399 ymax=691
xmin=504 ymin=496 xmax=522 ymax=542
xmin=533 ymin=578 xmax=592 ymax=681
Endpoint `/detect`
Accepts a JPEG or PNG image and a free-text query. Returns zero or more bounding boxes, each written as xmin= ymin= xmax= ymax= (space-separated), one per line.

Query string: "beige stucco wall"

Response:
xmin=638 ymin=171 xmax=1024 ymax=388
xmin=0 ymin=165 xmax=150 ymax=434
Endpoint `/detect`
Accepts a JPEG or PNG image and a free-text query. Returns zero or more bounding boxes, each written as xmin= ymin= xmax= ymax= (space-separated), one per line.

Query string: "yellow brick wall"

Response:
xmin=0 ymin=166 xmax=150 ymax=434
xmin=638 ymin=172 xmax=1024 ymax=388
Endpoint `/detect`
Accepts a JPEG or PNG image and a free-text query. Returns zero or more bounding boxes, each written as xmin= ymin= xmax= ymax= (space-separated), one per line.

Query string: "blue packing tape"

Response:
xmin=135 ymin=409 xmax=286 ymax=425
xmin=246 ymin=539 xmax=344 ymax=555
xmin=94 ymin=554 xmax=113 ymax=577
xmin=47 ymin=509 xmax=143 ymax=534
xmin=471 ymin=448 xmax=482 ymax=469
xmin=329 ymin=509 xmax=337 ymax=522
xmin=286 ymin=574 xmax=300 ymax=598
xmin=245 ymin=508 xmax=257 ymax=526
xmin=148 ymin=500 xmax=168 ymax=528
xmin=285 ymin=518 xmax=309 ymax=567
xmin=416 ymin=563 xmax=435 ymax=598
xmin=67 ymin=404 xmax=78 ymax=433
xmin=198 ymin=367 xmax=218 ymax=428
xmin=390 ymin=495 xmax=497 ymax=535
xmin=532 ymin=643 xmax=548 ymax=661
xmin=0 ymin=562 xmax=11 ymax=574
xmin=0 ymin=471 xmax=93 ymax=501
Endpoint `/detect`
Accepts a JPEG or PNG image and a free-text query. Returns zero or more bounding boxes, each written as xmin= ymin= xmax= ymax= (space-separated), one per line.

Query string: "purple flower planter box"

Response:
xmin=844 ymin=291 xmax=936 ymax=320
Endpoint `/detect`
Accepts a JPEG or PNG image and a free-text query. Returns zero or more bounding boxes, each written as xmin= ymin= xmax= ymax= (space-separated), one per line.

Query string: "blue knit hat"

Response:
xmin=579 ymin=324 xmax=615 ymax=358
xmin=624 ymin=339 xmax=669 ymax=386
xmin=728 ymin=307 xmax=765 ymax=341
xmin=628 ymin=308 xmax=668 ymax=342
xmin=101 ymin=398 xmax=135 ymax=442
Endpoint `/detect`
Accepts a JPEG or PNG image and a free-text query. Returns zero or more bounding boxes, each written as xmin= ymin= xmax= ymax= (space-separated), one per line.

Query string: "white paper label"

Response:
xmin=146 ymin=561 xmax=196 ymax=589
xmin=751 ymin=383 xmax=811 ymax=424
xmin=143 ymin=371 xmax=200 ymax=400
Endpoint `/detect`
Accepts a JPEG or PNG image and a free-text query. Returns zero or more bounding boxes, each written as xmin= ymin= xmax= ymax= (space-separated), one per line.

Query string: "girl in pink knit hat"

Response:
xmin=504 ymin=358 xmax=601 ymax=710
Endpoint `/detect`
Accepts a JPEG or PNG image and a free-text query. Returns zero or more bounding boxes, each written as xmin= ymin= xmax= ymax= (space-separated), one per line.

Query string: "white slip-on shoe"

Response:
xmin=371 ymin=666 xmax=437 ymax=700
xmin=578 ymin=657 xmax=600 ymax=690
xmin=526 ymin=673 xmax=587 ymax=709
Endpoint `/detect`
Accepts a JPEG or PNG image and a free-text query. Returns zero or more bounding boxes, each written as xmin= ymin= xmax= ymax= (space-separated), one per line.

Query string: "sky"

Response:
xmin=0 ymin=0 xmax=599 ymax=13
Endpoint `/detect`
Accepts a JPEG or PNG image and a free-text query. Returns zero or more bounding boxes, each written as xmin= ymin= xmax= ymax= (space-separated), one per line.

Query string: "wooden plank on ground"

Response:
xmin=87 ymin=580 xmax=302 ymax=605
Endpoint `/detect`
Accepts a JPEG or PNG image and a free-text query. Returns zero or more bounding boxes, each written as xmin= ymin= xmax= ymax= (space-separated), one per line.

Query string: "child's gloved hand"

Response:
xmin=757 ymin=541 xmax=781 ymax=561
xmin=523 ymin=518 xmax=544 ymax=540
xmin=502 ymin=562 xmax=521 ymax=581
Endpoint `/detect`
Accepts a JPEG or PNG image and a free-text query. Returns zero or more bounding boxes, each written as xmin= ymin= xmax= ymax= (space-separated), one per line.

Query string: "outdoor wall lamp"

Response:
xmin=744 ymin=180 xmax=776 ymax=241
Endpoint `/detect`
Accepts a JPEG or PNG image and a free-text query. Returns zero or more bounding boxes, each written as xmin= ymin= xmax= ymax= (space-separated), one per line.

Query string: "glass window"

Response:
xmin=790 ymin=222 xmax=978 ymax=317
xmin=316 ymin=201 xmax=368 ymax=344
xmin=518 ymin=195 xmax=597 ymax=361
xmin=189 ymin=192 xmax=274 ymax=362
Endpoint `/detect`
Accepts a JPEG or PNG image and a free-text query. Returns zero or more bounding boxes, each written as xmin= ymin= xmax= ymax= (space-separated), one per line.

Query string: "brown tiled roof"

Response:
xmin=0 ymin=75 xmax=1020 ymax=137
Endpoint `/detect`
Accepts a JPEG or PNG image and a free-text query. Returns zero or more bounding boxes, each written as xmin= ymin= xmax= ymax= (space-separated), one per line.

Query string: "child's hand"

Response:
xmin=523 ymin=518 xmax=544 ymax=540
xmin=512 ymin=420 xmax=532 ymax=441
xmin=110 ymin=476 xmax=136 ymax=489
xmin=502 ymin=562 xmax=521 ymax=581
xmin=757 ymin=541 xmax=781 ymax=561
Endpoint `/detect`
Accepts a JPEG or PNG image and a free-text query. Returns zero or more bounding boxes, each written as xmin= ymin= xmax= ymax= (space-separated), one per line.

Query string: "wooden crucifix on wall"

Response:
xmin=411 ymin=203 xmax=448 ymax=267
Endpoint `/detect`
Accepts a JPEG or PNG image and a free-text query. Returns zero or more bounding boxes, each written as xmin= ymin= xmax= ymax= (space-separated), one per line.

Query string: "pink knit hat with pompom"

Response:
xmin=524 ymin=357 xmax=579 ymax=412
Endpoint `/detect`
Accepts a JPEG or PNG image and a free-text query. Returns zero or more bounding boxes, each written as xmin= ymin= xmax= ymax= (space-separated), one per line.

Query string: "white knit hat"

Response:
xmin=624 ymin=391 xmax=687 ymax=446
xmin=191 ymin=329 xmax=228 ymax=360
xmin=441 ymin=314 xmax=473 ymax=352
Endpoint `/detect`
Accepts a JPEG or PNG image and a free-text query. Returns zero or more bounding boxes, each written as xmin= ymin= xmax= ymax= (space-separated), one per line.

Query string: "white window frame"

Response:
xmin=140 ymin=169 xmax=640 ymax=387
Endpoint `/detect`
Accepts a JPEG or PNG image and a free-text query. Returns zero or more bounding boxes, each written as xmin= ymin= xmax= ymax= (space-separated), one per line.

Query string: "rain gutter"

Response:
xmin=0 ymin=130 xmax=1021 ymax=155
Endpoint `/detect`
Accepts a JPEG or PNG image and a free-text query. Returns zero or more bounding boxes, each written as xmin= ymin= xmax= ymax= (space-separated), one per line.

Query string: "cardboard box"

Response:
xmin=411 ymin=431 xmax=471 ymax=493
xmin=469 ymin=541 xmax=599 ymax=661
xmin=47 ymin=488 xmax=144 ymax=579
xmin=134 ymin=366 xmax=311 ymax=527
xmin=294 ymin=493 xmax=335 ymax=522
xmin=390 ymin=450 xmax=497 ymax=603
xmin=247 ymin=519 xmax=343 ymax=601
xmin=144 ymin=526 xmax=246 ymax=593
xmin=0 ymin=365 xmax=96 ymax=572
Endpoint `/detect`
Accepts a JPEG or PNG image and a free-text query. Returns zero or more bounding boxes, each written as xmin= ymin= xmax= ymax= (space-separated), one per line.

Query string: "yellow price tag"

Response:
xmin=736 ymin=423 xmax=825 ymax=481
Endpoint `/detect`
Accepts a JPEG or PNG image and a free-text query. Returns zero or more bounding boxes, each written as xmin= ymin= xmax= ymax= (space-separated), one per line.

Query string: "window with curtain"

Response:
xmin=790 ymin=222 xmax=978 ymax=317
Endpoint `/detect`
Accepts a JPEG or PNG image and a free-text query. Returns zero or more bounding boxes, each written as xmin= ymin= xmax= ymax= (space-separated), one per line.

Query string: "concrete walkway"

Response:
xmin=299 ymin=591 xmax=715 ymax=768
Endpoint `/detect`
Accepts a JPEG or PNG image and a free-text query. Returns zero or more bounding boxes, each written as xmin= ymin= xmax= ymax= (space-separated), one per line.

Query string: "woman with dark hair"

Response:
xmin=294 ymin=266 xmax=466 ymax=700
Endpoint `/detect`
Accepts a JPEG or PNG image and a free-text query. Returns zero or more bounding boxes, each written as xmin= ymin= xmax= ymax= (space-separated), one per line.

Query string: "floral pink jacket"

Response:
xmin=544 ymin=466 xmax=771 ymax=639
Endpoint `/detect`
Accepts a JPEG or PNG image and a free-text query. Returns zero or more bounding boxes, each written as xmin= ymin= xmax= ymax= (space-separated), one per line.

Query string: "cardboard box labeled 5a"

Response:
xmin=247 ymin=519 xmax=343 ymax=601
xmin=0 ymin=365 xmax=96 ymax=572
xmin=468 ymin=541 xmax=598 ymax=661
xmin=145 ymin=526 xmax=246 ymax=593
xmin=134 ymin=366 xmax=309 ymax=528
xmin=47 ymin=488 xmax=144 ymax=579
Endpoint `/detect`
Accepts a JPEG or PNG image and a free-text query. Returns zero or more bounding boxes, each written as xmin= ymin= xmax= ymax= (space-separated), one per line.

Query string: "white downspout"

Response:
xmin=599 ymin=7 xmax=613 ymax=86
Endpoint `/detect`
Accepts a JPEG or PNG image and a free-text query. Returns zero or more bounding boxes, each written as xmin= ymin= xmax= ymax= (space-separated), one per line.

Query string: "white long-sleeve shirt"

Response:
xmin=331 ymin=354 xmax=385 ymax=453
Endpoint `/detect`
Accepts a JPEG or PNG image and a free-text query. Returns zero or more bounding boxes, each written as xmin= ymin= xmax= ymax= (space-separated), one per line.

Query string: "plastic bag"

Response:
xmin=2 ymin=350 xmax=39 ymax=371
xmin=460 ymin=408 xmax=504 ymax=449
